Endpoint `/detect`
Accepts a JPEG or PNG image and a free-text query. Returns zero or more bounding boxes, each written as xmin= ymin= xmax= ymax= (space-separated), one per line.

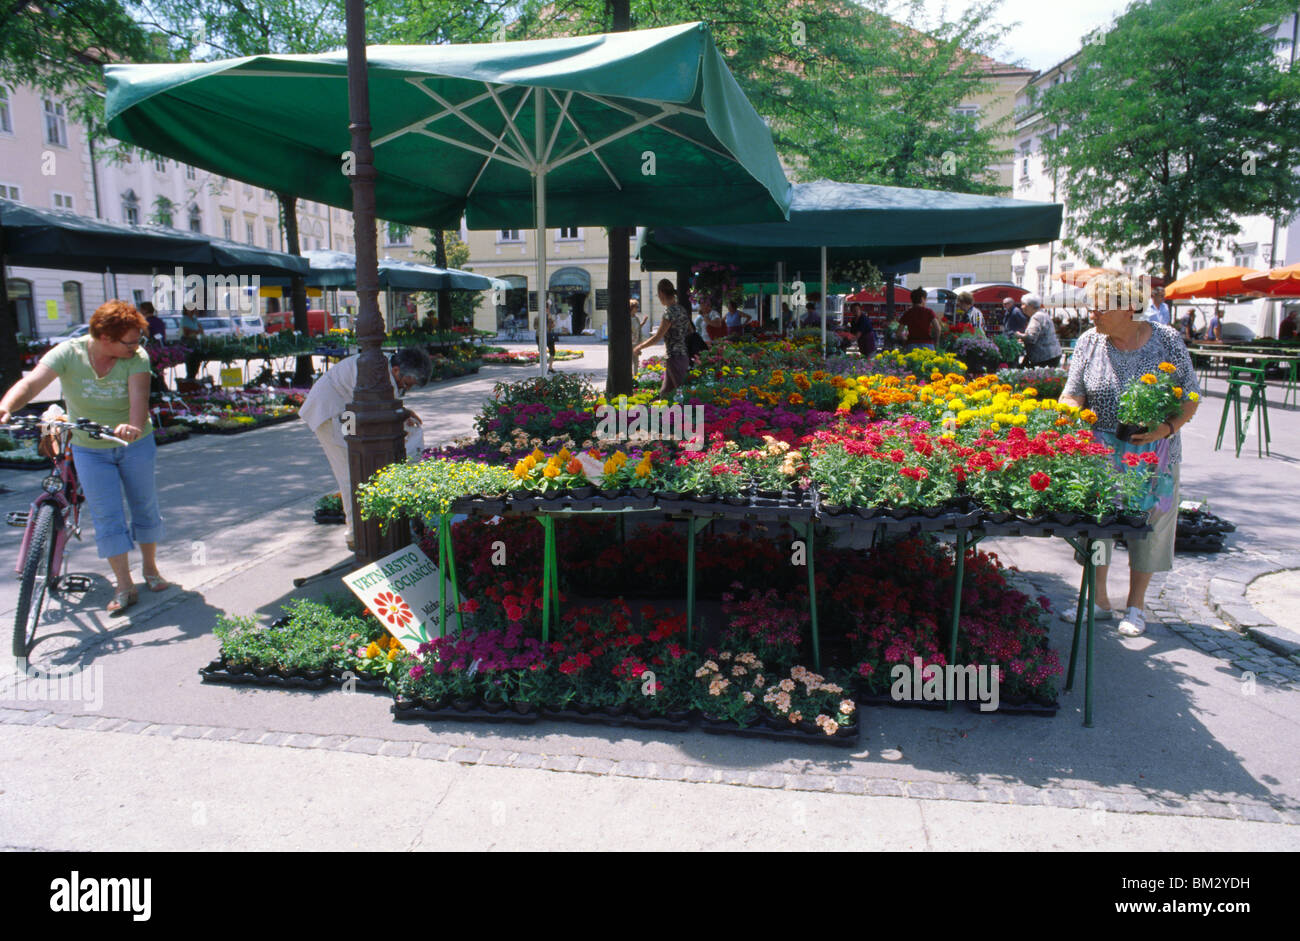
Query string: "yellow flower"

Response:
xmin=1189 ymin=391 xmax=1200 ymax=403
xmin=1158 ymin=362 xmax=1176 ymax=373
xmin=542 ymin=465 xmax=560 ymax=478
xmin=364 ymin=642 xmax=382 ymax=659
xmin=1172 ymin=386 xmax=1183 ymax=397
xmin=1079 ymin=409 xmax=1098 ymax=424
xmin=1140 ymin=373 xmax=1157 ymax=385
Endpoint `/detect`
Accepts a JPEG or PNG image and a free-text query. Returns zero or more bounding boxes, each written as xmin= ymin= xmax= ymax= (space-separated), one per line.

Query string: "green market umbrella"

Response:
xmin=638 ymin=179 xmax=1062 ymax=345
xmin=105 ymin=21 xmax=791 ymax=372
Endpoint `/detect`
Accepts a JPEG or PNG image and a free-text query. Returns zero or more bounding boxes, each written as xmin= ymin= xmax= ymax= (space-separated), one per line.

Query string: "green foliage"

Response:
xmin=1036 ymin=0 xmax=1300 ymax=280
xmin=213 ymin=599 xmax=377 ymax=672
xmin=513 ymin=0 xmax=1014 ymax=195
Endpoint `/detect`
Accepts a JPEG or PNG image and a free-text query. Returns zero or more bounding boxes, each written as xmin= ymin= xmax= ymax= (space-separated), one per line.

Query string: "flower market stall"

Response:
xmin=195 ymin=337 xmax=1176 ymax=736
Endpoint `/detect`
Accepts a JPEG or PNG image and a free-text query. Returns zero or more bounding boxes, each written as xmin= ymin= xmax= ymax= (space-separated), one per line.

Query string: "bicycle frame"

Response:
xmin=12 ymin=430 xmax=81 ymax=580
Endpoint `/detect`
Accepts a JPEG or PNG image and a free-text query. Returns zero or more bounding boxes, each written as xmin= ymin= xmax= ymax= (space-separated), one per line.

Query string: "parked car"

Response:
xmin=264 ymin=309 xmax=343 ymax=336
xmin=198 ymin=316 xmax=238 ymax=338
xmin=157 ymin=315 xmax=183 ymax=339
xmin=51 ymin=323 xmax=90 ymax=344
xmin=236 ymin=314 xmax=266 ymax=336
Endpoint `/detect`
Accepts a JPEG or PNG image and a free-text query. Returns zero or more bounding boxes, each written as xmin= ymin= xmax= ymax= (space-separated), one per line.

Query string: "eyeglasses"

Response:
xmin=116 ymin=335 xmax=148 ymax=348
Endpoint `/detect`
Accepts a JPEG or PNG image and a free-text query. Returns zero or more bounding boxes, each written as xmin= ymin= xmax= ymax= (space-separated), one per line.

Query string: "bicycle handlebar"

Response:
xmin=0 ymin=415 xmax=129 ymax=447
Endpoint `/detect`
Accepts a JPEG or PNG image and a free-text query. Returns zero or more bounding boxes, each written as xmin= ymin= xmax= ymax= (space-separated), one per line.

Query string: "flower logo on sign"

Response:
xmin=372 ymin=591 xmax=413 ymax=628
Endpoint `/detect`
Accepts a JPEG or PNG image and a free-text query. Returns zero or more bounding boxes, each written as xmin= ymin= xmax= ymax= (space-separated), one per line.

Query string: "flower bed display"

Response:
xmin=313 ymin=493 xmax=345 ymax=524
xmin=202 ymin=600 xmax=396 ymax=692
xmin=483 ymin=349 xmax=584 ymax=365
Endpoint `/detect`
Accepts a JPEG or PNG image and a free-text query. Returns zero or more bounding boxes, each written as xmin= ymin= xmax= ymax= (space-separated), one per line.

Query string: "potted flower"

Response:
xmin=1117 ymin=362 xmax=1187 ymax=442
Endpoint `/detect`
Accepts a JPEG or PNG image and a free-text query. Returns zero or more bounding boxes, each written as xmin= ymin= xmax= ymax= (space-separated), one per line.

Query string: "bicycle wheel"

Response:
xmin=13 ymin=503 xmax=57 ymax=659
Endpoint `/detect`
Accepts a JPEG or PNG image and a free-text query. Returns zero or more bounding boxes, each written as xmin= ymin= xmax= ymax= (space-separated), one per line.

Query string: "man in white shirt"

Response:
xmin=300 ymin=348 xmax=432 ymax=549
xmin=1145 ymin=286 xmax=1171 ymax=325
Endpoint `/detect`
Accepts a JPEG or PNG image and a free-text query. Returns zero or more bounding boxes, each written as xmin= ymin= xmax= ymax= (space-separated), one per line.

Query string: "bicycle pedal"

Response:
xmin=56 ymin=575 xmax=92 ymax=593
xmin=6 ymin=511 xmax=29 ymax=527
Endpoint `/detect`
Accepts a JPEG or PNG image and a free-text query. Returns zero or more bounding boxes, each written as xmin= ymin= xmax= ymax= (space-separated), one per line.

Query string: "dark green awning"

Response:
xmin=0 ymin=197 xmax=309 ymax=276
xmin=263 ymin=249 xmax=497 ymax=291
xmin=637 ymin=179 xmax=1062 ymax=270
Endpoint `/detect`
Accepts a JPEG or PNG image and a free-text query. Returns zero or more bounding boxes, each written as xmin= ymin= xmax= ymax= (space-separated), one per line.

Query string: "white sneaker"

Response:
xmin=1117 ymin=607 xmax=1146 ymax=636
xmin=1059 ymin=604 xmax=1117 ymax=623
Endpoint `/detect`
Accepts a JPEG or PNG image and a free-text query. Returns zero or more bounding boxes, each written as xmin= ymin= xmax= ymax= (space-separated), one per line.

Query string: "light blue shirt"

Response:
xmin=1146 ymin=301 xmax=1171 ymax=325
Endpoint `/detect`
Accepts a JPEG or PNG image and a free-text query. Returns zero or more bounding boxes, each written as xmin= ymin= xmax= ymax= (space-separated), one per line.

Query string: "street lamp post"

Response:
xmin=344 ymin=0 xmax=408 ymax=563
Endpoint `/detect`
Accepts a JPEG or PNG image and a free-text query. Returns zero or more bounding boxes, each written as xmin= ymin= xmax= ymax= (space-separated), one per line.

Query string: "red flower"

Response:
xmin=1122 ymin=453 xmax=1140 ymax=467
xmin=1029 ymin=472 xmax=1051 ymax=491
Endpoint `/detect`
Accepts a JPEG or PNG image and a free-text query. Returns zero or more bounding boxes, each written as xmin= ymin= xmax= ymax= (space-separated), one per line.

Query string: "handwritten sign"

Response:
xmin=219 ymin=367 xmax=243 ymax=387
xmin=342 ymin=544 xmax=444 ymax=653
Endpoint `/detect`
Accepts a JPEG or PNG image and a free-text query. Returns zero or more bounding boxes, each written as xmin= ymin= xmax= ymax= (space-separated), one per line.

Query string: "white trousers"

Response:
xmin=313 ymin=419 xmax=425 ymax=531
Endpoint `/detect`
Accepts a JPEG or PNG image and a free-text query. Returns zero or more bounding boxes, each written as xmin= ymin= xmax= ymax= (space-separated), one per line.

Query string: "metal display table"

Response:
xmin=427 ymin=491 xmax=1152 ymax=727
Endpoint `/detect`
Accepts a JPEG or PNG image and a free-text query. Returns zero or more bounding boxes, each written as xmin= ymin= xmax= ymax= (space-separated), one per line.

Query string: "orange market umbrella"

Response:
xmin=1054 ymin=267 xmax=1120 ymax=286
xmin=1165 ymin=266 xmax=1265 ymax=300
xmin=1240 ymin=263 xmax=1300 ymax=297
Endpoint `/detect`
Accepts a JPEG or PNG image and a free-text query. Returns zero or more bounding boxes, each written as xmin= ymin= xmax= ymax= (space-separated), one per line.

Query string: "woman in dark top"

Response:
xmin=635 ymin=279 xmax=693 ymax=396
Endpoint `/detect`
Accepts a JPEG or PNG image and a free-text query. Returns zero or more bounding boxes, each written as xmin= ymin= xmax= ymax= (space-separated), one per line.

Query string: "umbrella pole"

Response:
xmin=777 ymin=261 xmax=784 ymax=334
xmin=535 ymin=86 xmax=549 ymax=379
xmin=820 ymin=245 xmax=828 ymax=355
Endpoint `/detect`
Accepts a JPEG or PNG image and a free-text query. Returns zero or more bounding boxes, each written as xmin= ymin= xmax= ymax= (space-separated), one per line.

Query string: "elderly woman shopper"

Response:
xmin=300 ymin=347 xmax=432 ymax=551
xmin=1015 ymin=293 xmax=1062 ymax=367
xmin=634 ymin=279 xmax=692 ymax=396
xmin=0 ymin=300 xmax=172 ymax=614
xmin=1060 ymin=275 xmax=1200 ymax=637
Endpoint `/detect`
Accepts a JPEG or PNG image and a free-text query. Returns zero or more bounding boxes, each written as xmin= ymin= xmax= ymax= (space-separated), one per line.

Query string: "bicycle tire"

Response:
xmin=13 ymin=503 xmax=57 ymax=659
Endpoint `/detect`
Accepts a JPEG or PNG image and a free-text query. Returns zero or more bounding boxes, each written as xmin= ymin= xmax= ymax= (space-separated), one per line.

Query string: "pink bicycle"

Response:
xmin=3 ymin=414 xmax=125 ymax=657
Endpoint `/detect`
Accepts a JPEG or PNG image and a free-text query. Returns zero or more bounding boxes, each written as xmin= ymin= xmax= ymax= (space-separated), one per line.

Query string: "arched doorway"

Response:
xmin=7 ymin=279 xmax=35 ymax=338
xmin=500 ymin=275 xmax=528 ymax=331
xmin=549 ymin=267 xmax=590 ymax=335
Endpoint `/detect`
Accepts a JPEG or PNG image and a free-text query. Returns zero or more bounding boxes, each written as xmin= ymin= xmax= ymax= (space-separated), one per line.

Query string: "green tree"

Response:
xmin=1036 ymin=0 xmax=1300 ymax=281
xmin=416 ymin=230 xmax=481 ymax=327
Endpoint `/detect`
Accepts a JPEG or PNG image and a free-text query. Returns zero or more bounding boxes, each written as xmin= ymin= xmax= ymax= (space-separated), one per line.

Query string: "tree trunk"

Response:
xmin=433 ymin=229 xmax=453 ymax=331
xmin=280 ymin=193 xmax=313 ymax=386
xmin=0 ymin=220 xmax=23 ymax=393
xmin=607 ymin=227 xmax=632 ymax=396
xmin=676 ymin=266 xmax=692 ymax=314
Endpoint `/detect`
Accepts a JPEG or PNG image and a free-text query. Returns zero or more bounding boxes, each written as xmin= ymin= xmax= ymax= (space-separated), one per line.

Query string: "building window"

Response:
xmin=243 ymin=183 xmax=253 ymax=196
xmin=152 ymin=196 xmax=175 ymax=227
xmin=0 ymin=86 xmax=11 ymax=134
xmin=188 ymin=205 xmax=202 ymax=233
xmin=62 ymin=281 xmax=83 ymax=324
xmin=263 ymin=189 xmax=275 ymax=200
xmin=1037 ymin=266 xmax=1048 ymax=296
xmin=42 ymin=98 xmax=67 ymax=147
xmin=266 ymin=224 xmax=276 ymax=249
xmin=186 ymin=164 xmax=196 ymax=181
xmin=385 ymin=222 xmax=412 ymax=247
xmin=1191 ymin=257 xmax=1208 ymax=272
xmin=947 ymin=274 xmax=975 ymax=290
xmin=558 ymin=227 xmax=579 ymax=240
xmin=1232 ymin=243 xmax=1257 ymax=268
xmin=222 ymin=216 xmax=233 ymax=240
xmin=1014 ymin=266 xmax=1025 ymax=286
xmin=122 ymin=189 xmax=140 ymax=225
xmin=499 ymin=229 xmax=522 ymax=242
xmin=1020 ymin=141 xmax=1032 ymax=179
xmin=51 ymin=192 xmax=74 ymax=211
xmin=0 ymin=183 xmax=19 ymax=200
xmin=153 ymin=154 xmax=167 ymax=173
xmin=246 ymin=221 xmax=255 ymax=244
xmin=953 ymin=105 xmax=979 ymax=123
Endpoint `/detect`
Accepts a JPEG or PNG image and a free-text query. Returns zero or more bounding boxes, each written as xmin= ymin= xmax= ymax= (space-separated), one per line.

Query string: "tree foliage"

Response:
xmin=1037 ymin=0 xmax=1300 ymax=280
xmin=512 ymin=0 xmax=1013 ymax=194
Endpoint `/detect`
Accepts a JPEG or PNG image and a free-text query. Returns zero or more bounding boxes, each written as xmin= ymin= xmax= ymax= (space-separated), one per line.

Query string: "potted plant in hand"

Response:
xmin=1117 ymin=362 xmax=1187 ymax=442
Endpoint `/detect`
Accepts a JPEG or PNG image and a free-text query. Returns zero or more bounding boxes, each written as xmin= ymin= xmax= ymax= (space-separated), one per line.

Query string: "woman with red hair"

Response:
xmin=0 ymin=300 xmax=172 ymax=615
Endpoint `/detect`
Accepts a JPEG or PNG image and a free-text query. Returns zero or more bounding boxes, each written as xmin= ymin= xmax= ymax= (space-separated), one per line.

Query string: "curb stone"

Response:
xmin=5 ymin=709 xmax=1300 ymax=826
